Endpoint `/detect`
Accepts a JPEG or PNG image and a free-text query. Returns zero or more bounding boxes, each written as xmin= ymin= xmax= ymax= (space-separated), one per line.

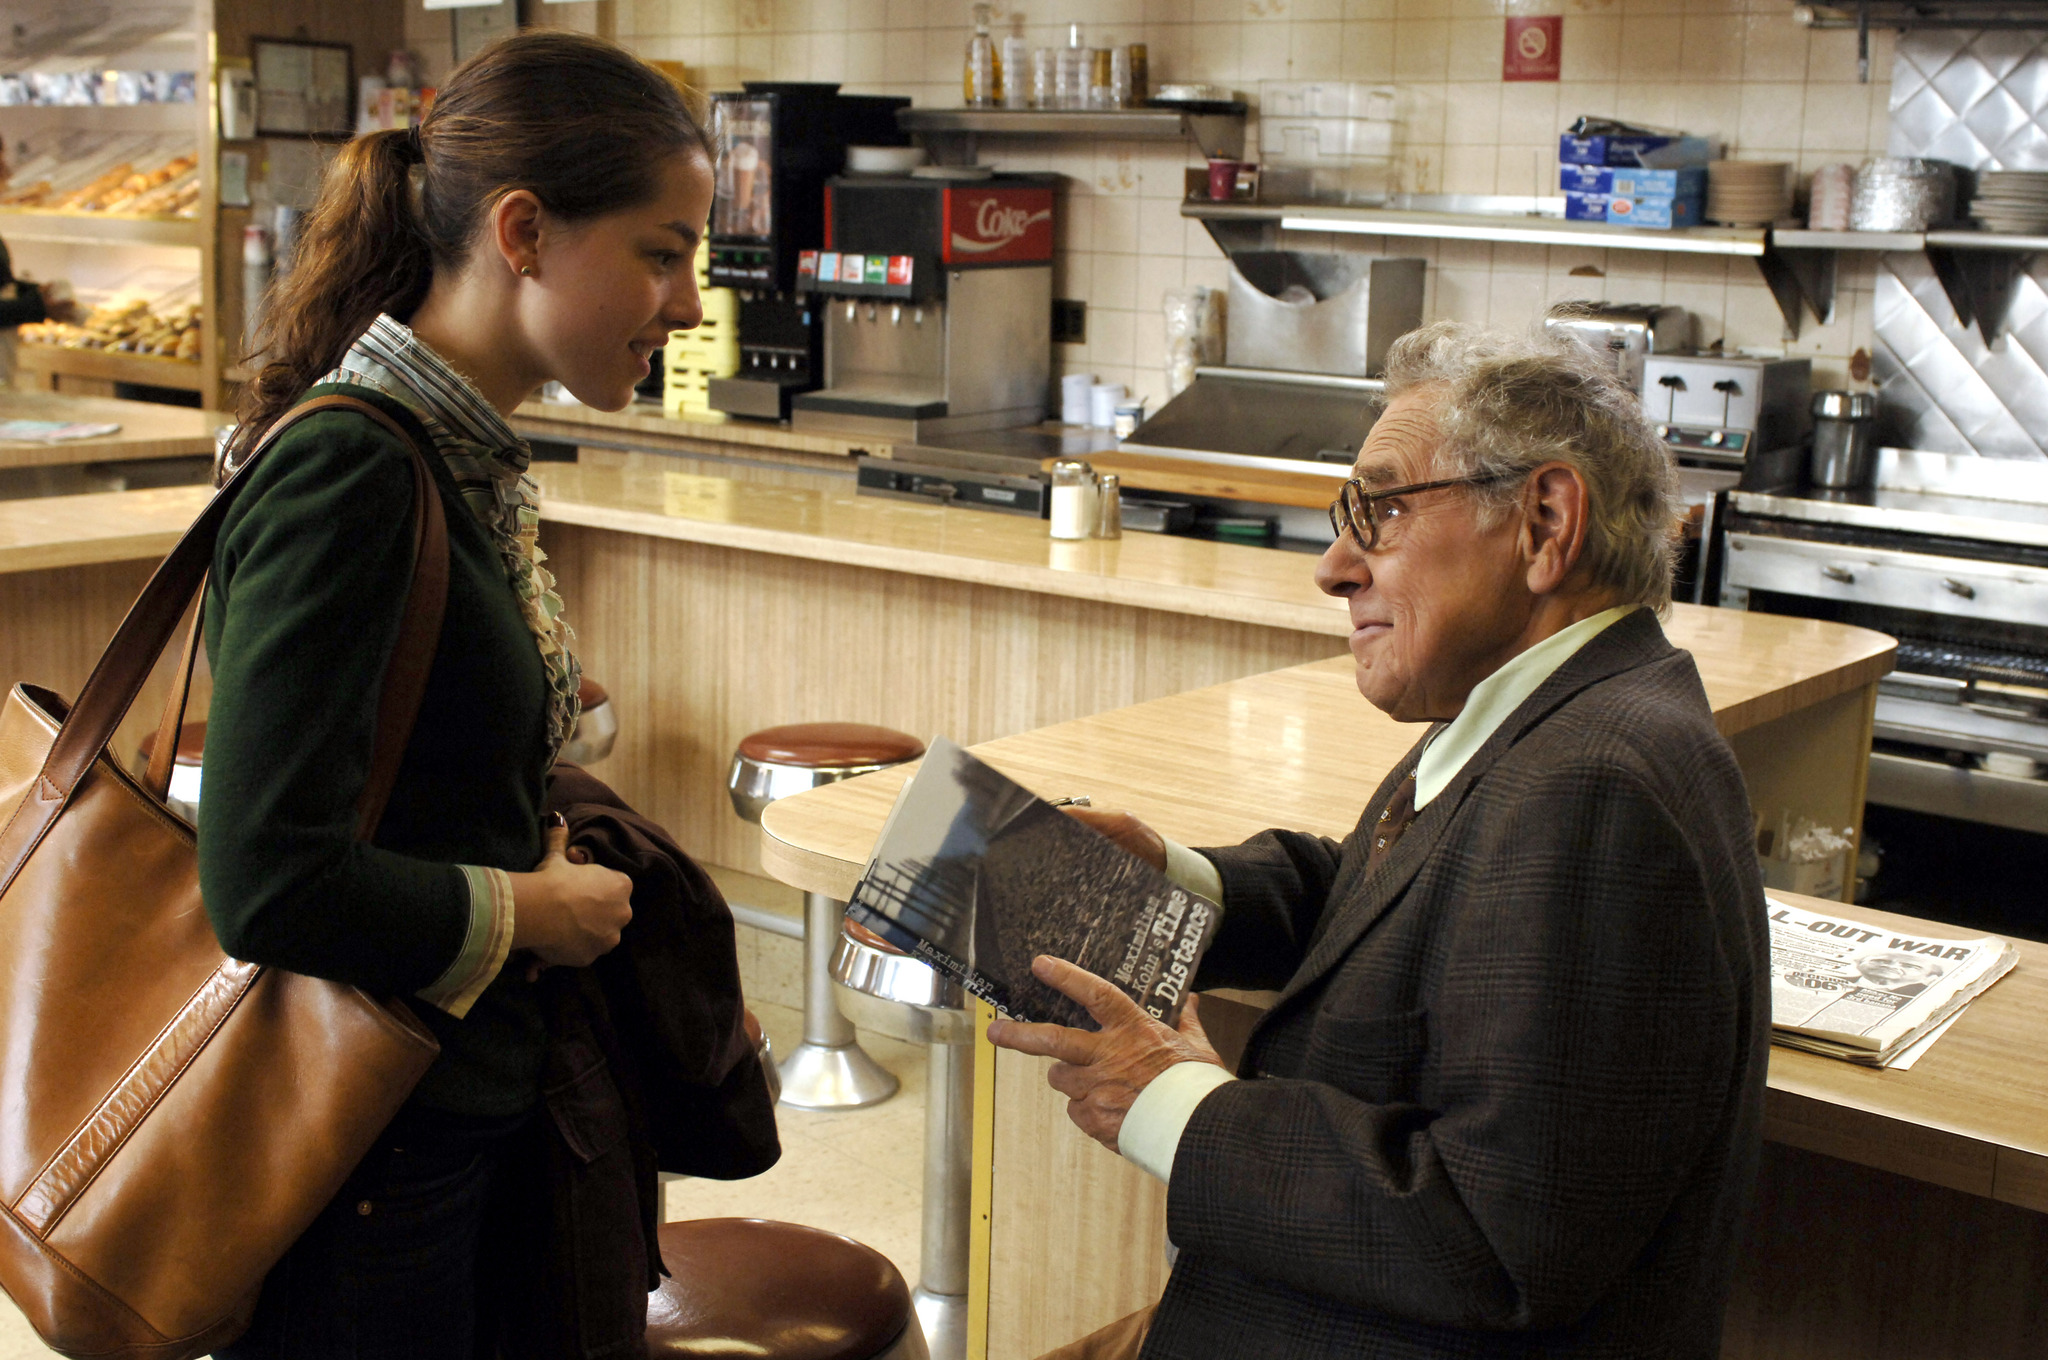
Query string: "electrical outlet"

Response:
xmin=1052 ymin=298 xmax=1087 ymax=345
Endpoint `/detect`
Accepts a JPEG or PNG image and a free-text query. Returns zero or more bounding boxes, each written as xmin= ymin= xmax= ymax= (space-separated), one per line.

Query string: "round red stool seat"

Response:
xmin=646 ymin=1218 xmax=923 ymax=1360
xmin=736 ymin=723 xmax=924 ymax=771
xmin=578 ymin=676 xmax=610 ymax=709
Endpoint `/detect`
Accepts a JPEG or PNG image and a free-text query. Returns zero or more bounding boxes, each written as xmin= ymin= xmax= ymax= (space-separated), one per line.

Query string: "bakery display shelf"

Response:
xmin=13 ymin=346 xmax=204 ymax=392
xmin=0 ymin=208 xmax=200 ymax=249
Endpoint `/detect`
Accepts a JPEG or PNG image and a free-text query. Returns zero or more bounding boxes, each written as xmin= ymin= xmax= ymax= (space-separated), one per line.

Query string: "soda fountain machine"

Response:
xmin=791 ymin=172 xmax=1056 ymax=442
xmin=704 ymin=83 xmax=909 ymax=421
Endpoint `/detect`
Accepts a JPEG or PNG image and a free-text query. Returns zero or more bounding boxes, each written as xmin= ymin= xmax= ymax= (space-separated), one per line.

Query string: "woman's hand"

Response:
xmin=1062 ymin=805 xmax=1167 ymax=873
xmin=508 ymin=820 xmax=633 ymax=969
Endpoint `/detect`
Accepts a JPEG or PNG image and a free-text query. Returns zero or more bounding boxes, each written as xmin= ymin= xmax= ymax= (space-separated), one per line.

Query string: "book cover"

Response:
xmin=846 ymin=737 xmax=1220 ymax=1030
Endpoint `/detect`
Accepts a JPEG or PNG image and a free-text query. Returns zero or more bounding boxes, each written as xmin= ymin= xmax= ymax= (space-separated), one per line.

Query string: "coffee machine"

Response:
xmin=704 ymin=84 xmax=909 ymax=421
xmin=791 ymin=173 xmax=1056 ymax=442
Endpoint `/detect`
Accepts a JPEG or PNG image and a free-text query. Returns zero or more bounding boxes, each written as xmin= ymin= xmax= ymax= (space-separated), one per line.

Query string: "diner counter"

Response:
xmin=753 ymin=647 xmax=2048 ymax=1360
xmin=0 ymin=391 xmax=225 ymax=470
xmin=510 ymin=397 xmax=882 ymax=463
xmin=0 ymin=454 xmax=1890 ymax=883
xmin=0 ymin=484 xmax=209 ymax=574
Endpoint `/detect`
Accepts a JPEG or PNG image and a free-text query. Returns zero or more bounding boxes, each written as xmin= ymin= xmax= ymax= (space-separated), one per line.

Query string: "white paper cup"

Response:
xmin=1090 ymin=382 xmax=1125 ymax=429
xmin=1060 ymin=372 xmax=1095 ymax=425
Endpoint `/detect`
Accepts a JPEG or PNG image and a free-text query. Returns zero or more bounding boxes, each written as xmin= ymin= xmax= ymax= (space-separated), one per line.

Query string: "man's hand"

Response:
xmin=1060 ymin=806 xmax=1167 ymax=872
xmin=985 ymin=955 xmax=1224 ymax=1151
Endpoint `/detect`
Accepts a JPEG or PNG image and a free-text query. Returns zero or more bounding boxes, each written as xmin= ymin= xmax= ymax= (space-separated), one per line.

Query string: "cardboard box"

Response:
xmin=1563 ymin=190 xmax=1706 ymax=229
xmin=1559 ymin=165 xmax=1707 ymax=199
xmin=1558 ymin=133 xmax=1713 ymax=168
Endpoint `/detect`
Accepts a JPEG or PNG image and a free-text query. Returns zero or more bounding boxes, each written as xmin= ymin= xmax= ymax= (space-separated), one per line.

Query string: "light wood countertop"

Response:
xmin=1763 ymin=894 xmax=2048 ymax=1209
xmin=511 ymin=398 xmax=887 ymax=460
xmin=751 ymin=644 xmax=2048 ymax=1217
xmin=0 ymin=484 xmax=212 ymax=574
xmin=533 ymin=457 xmax=1360 ymax=635
xmin=0 ymin=392 xmax=226 ymax=469
xmin=758 ymin=626 xmax=1894 ymax=903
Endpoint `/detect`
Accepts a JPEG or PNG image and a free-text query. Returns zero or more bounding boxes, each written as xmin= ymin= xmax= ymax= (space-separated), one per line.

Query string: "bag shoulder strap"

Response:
xmin=1 ymin=394 xmax=450 ymax=898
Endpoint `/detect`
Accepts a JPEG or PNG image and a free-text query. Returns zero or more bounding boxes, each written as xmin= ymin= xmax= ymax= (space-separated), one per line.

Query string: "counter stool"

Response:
xmin=646 ymin=1218 xmax=927 ymax=1360
xmin=728 ymin=723 xmax=925 ymax=1110
xmin=136 ymin=721 xmax=206 ymax=820
xmin=562 ymin=677 xmax=619 ymax=765
xmin=831 ymin=921 xmax=971 ymax=1360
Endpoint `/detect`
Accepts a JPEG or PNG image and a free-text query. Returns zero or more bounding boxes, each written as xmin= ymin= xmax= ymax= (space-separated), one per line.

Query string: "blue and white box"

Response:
xmin=1558 ymin=133 xmax=1714 ymax=169
xmin=1563 ymin=190 xmax=1705 ymax=229
xmin=1559 ymin=165 xmax=1707 ymax=200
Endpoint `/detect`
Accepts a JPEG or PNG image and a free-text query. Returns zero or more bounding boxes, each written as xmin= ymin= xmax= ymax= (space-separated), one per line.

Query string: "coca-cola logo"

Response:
xmin=951 ymin=197 xmax=1052 ymax=253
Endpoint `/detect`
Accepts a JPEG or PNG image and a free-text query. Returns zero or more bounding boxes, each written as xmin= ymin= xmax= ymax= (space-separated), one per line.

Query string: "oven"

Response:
xmin=1717 ymin=449 xmax=2048 ymax=835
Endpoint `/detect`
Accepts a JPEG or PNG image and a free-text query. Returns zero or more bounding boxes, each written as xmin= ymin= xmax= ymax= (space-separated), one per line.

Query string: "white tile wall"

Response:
xmin=409 ymin=0 xmax=1898 ymax=408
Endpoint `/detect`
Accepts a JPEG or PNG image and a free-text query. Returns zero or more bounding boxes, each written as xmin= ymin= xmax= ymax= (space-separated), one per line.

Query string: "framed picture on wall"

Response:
xmin=252 ymin=37 xmax=353 ymax=138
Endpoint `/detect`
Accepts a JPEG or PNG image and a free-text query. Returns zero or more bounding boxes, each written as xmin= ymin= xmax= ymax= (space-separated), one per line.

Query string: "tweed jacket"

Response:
xmin=1146 ymin=608 xmax=1769 ymax=1360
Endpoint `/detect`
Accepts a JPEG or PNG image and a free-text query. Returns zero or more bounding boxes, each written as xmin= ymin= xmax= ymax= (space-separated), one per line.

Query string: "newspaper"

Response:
xmin=847 ymin=737 xmax=1219 ymax=1030
xmin=1766 ymin=895 xmax=2016 ymax=1067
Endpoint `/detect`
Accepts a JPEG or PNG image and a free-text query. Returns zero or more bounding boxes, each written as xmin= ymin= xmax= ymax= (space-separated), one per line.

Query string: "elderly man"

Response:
xmin=988 ymin=322 xmax=1769 ymax=1359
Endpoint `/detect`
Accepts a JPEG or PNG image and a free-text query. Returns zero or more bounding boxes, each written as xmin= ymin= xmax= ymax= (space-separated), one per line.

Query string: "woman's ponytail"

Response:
xmin=223 ymin=29 xmax=707 ymax=475
xmin=225 ymin=127 xmax=431 ymax=472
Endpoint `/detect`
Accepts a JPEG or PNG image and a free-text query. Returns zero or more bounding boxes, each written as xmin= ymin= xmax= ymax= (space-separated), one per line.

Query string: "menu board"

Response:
xmin=711 ymin=96 xmax=773 ymax=240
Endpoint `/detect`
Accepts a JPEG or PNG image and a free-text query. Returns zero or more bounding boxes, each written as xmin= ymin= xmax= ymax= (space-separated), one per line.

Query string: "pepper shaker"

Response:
xmin=1094 ymin=473 xmax=1123 ymax=539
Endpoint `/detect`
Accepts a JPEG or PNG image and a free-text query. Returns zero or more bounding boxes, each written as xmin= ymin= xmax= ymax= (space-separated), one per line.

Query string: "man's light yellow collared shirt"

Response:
xmin=1119 ymin=604 xmax=1642 ymax=1183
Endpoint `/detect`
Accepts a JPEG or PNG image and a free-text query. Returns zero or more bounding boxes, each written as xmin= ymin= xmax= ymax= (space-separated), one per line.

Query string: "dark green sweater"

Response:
xmin=199 ymin=385 xmax=550 ymax=1115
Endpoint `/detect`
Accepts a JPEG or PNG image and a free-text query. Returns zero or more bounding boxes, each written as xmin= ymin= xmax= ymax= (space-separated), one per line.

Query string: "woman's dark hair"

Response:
xmin=227 ymin=29 xmax=710 ymax=467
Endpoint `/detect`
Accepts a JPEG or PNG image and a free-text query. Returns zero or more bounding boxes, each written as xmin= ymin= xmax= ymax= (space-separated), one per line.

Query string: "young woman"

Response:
xmin=201 ymin=30 xmax=713 ymax=1358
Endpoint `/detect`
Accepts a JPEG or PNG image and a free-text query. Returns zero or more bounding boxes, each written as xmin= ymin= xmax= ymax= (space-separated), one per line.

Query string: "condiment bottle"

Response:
xmin=1094 ymin=473 xmax=1123 ymax=539
xmin=964 ymin=4 xmax=999 ymax=107
xmin=1050 ymin=459 xmax=1099 ymax=540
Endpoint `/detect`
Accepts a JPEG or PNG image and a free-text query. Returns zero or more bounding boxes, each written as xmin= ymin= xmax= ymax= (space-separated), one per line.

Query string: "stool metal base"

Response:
xmin=777 ymin=1039 xmax=900 ymax=1111
xmin=912 ymin=1285 xmax=966 ymax=1360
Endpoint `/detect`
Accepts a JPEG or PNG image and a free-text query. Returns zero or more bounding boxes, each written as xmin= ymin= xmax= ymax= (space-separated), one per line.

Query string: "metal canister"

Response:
xmin=1094 ymin=473 xmax=1122 ymax=539
xmin=1808 ymin=391 xmax=1878 ymax=490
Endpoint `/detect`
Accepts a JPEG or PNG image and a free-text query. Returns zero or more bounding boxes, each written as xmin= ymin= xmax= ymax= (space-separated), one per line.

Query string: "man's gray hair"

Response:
xmin=1379 ymin=320 xmax=1681 ymax=611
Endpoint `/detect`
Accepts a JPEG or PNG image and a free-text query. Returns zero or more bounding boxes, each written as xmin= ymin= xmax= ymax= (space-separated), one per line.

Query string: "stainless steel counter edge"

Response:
xmin=1729 ymin=488 xmax=2048 ymax=550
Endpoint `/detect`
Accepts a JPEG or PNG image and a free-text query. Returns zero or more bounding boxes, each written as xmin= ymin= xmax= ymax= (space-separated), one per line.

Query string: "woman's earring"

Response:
xmin=520 ymin=265 xmax=534 ymax=276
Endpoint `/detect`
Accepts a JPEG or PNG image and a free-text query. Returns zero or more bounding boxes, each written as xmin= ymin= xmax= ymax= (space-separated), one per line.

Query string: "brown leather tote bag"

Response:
xmin=0 ymin=395 xmax=451 ymax=1359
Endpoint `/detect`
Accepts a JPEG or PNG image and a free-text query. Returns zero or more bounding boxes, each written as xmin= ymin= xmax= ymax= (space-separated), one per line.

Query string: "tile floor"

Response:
xmin=0 ymin=1002 xmax=925 ymax=1358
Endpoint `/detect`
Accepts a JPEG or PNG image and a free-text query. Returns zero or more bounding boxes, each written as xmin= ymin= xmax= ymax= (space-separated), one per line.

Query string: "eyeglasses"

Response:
xmin=1326 ymin=473 xmax=1511 ymax=554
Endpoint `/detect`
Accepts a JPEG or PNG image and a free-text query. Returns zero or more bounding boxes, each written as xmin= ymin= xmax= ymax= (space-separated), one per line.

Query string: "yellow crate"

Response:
xmin=698 ymin=287 xmax=738 ymax=322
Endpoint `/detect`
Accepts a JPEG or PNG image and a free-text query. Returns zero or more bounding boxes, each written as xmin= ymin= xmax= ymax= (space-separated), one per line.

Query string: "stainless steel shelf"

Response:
xmin=899 ymin=103 xmax=1247 ymax=160
xmin=1180 ymin=199 xmax=1767 ymax=256
xmin=1772 ymin=228 xmax=1926 ymax=251
xmin=1925 ymin=229 xmax=2048 ymax=252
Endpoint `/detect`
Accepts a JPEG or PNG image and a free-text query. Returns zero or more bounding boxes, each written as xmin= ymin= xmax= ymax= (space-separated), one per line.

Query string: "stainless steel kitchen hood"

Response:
xmin=1120 ymin=366 xmax=1382 ymax=471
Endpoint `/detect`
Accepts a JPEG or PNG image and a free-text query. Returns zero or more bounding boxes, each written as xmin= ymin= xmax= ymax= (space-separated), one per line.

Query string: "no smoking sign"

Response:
xmin=1503 ymin=15 xmax=1563 ymax=82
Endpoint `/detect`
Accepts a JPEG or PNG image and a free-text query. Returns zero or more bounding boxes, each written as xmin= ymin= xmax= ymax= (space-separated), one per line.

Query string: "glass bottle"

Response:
xmin=1001 ymin=21 xmax=1029 ymax=109
xmin=965 ymin=3 xmax=999 ymax=107
xmin=1059 ymin=23 xmax=1087 ymax=110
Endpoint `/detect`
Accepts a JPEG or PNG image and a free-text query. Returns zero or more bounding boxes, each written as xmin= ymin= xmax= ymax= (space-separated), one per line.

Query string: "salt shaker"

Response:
xmin=1094 ymin=473 xmax=1123 ymax=539
xmin=1050 ymin=459 xmax=1099 ymax=540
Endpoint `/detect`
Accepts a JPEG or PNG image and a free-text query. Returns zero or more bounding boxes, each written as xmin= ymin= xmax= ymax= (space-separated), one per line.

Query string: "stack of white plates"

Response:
xmin=1971 ymin=169 xmax=2048 ymax=234
xmin=1707 ymin=160 xmax=1791 ymax=227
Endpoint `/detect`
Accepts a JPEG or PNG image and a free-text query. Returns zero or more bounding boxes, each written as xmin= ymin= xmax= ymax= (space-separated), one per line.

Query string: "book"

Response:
xmin=846 ymin=737 xmax=1220 ymax=1030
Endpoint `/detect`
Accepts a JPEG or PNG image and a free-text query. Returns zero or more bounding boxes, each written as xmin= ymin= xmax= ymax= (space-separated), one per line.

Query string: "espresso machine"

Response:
xmin=791 ymin=173 xmax=1056 ymax=442
xmin=704 ymin=84 xmax=909 ymax=421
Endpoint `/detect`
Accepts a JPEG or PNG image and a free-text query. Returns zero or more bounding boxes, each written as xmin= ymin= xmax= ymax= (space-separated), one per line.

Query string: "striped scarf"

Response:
xmin=321 ymin=313 xmax=581 ymax=762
